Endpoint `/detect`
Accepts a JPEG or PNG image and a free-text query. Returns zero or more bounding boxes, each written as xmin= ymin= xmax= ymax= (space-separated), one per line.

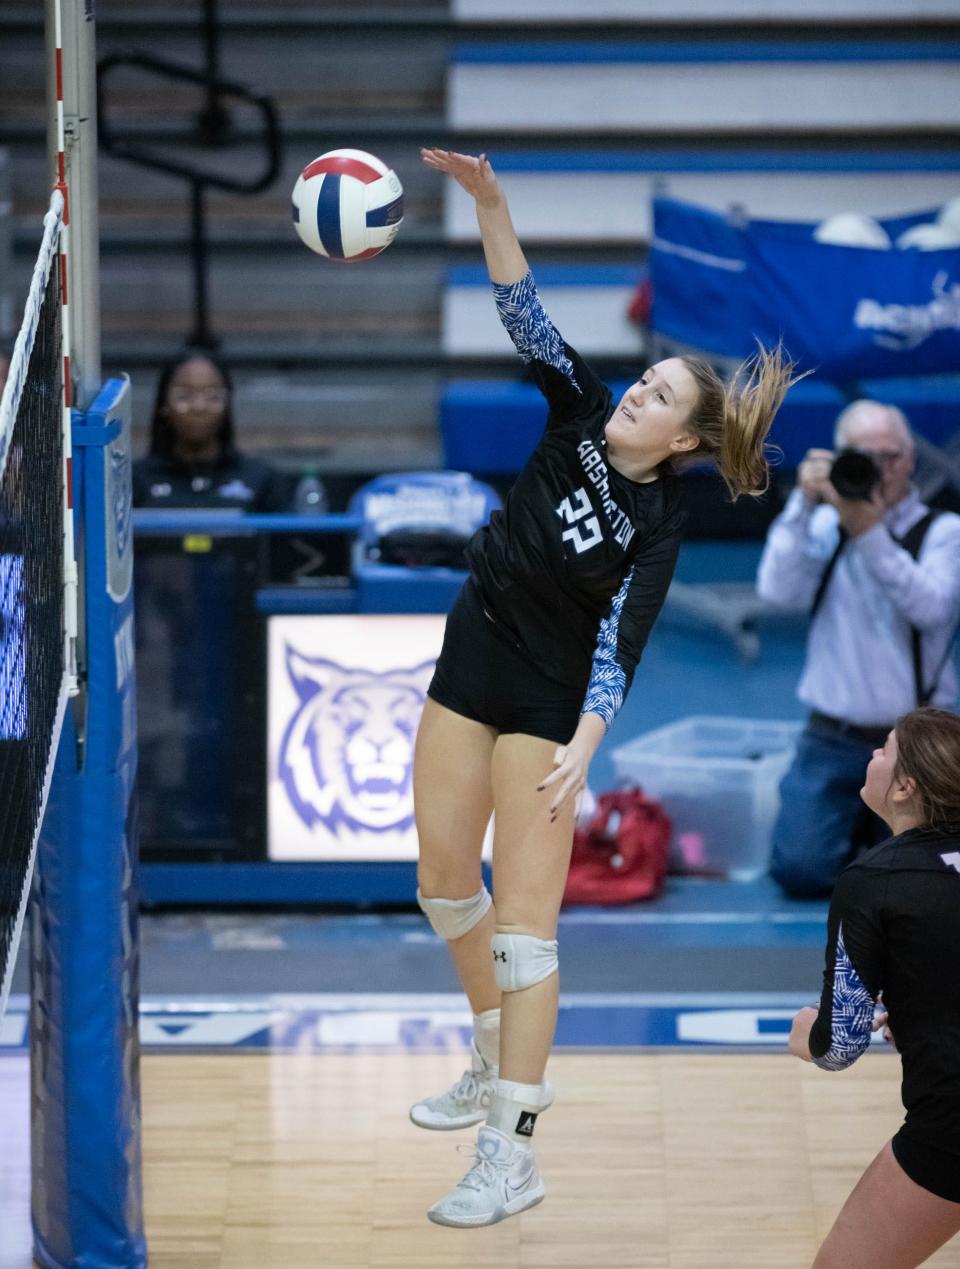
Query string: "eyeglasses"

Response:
xmin=857 ymin=448 xmax=904 ymax=467
xmin=168 ymin=388 xmax=229 ymax=410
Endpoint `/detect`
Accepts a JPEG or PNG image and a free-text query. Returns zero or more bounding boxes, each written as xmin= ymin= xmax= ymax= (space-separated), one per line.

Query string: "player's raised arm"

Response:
xmin=422 ymin=147 xmax=583 ymax=395
xmin=420 ymin=148 xmax=527 ymax=284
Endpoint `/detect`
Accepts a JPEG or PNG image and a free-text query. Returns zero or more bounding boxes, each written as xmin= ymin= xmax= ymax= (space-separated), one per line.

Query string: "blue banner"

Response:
xmin=30 ymin=377 xmax=145 ymax=1269
xmin=651 ymin=196 xmax=960 ymax=379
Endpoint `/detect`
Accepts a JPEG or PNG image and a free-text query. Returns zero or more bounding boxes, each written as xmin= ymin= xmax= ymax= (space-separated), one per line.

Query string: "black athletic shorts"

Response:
xmin=892 ymin=1129 xmax=960 ymax=1204
xmin=427 ymin=577 xmax=585 ymax=746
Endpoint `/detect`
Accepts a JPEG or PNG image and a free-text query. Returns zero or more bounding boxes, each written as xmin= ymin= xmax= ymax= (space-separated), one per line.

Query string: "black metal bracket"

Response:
xmin=97 ymin=40 xmax=282 ymax=348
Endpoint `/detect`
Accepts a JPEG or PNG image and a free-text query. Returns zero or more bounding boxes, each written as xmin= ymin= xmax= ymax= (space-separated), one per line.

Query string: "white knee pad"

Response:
xmin=417 ymin=886 xmax=492 ymax=941
xmin=491 ymin=932 xmax=559 ymax=992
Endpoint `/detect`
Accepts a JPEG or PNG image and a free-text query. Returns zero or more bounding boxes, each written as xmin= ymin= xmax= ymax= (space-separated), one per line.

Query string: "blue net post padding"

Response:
xmin=650 ymin=196 xmax=960 ymax=380
xmin=30 ymin=376 xmax=145 ymax=1269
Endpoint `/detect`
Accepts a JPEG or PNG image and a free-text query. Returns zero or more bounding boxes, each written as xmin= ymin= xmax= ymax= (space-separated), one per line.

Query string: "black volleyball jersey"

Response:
xmin=465 ymin=272 xmax=685 ymax=727
xmin=809 ymin=828 xmax=960 ymax=1153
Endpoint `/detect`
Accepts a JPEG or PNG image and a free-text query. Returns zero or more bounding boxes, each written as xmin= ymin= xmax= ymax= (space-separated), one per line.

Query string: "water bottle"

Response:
xmin=293 ymin=469 xmax=328 ymax=516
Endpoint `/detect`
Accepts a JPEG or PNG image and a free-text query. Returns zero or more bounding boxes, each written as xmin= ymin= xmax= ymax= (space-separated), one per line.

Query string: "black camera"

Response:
xmin=829 ymin=448 xmax=881 ymax=501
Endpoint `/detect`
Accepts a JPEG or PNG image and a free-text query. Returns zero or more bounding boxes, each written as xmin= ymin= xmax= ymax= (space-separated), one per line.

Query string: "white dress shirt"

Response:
xmin=757 ymin=487 xmax=960 ymax=726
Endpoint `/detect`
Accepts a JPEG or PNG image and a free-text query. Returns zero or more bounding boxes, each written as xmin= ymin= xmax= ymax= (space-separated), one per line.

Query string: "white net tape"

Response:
xmin=0 ymin=190 xmax=64 ymax=489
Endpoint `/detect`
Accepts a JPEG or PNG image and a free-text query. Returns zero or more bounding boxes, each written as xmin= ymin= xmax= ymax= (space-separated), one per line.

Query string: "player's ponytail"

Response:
xmin=680 ymin=344 xmax=805 ymax=500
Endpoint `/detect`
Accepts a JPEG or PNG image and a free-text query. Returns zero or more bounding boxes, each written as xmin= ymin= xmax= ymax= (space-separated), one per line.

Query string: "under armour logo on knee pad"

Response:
xmin=491 ymin=932 xmax=559 ymax=992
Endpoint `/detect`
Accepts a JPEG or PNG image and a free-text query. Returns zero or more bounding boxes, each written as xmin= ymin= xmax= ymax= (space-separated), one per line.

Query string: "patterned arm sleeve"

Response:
xmin=808 ymin=870 xmax=884 ymax=1071
xmin=492 ymin=271 xmax=580 ymax=390
xmin=581 ymin=535 xmax=680 ymax=728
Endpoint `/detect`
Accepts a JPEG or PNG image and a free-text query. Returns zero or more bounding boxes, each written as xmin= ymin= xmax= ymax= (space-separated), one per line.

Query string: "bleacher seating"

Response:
xmin=449 ymin=40 xmax=960 ymax=133
xmin=443 ymin=264 xmax=646 ymax=358
xmin=452 ymin=0 xmax=956 ymax=19
xmin=4 ymin=1 xmax=959 ymax=486
xmin=4 ymin=1 xmax=449 ymax=473
xmin=445 ymin=151 xmax=960 ymax=245
xmin=440 ymin=13 xmax=960 ymax=490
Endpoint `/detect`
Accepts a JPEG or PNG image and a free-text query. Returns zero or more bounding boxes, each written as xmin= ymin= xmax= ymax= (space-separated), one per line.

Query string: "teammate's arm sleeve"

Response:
xmin=581 ymin=533 xmax=680 ymax=728
xmin=808 ymin=869 xmax=884 ymax=1071
xmin=492 ymin=270 xmax=608 ymax=420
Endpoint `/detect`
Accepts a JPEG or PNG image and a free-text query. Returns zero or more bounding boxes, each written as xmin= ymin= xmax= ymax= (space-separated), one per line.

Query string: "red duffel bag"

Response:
xmin=563 ymin=788 xmax=672 ymax=905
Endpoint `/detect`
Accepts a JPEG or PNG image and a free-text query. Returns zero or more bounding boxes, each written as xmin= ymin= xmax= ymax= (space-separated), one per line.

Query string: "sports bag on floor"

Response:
xmin=563 ymin=788 xmax=672 ymax=905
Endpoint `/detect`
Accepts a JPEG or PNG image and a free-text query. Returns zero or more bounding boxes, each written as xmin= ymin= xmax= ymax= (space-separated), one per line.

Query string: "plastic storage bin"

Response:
xmin=611 ymin=716 xmax=803 ymax=880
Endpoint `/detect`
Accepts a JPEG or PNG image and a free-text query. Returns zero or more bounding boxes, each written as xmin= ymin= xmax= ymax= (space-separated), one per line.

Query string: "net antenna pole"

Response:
xmin=48 ymin=0 xmax=100 ymax=698
xmin=47 ymin=0 xmax=101 ymax=408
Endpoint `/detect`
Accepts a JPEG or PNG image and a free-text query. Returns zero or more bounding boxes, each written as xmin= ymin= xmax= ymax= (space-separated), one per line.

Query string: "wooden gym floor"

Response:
xmin=5 ymin=1050 xmax=959 ymax=1269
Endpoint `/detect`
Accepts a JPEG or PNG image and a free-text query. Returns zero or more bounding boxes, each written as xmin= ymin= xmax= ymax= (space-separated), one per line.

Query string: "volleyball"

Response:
xmin=291 ymin=149 xmax=404 ymax=261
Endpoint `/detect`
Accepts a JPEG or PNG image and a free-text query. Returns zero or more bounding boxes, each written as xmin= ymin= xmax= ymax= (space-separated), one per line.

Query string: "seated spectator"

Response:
xmin=757 ymin=399 xmax=960 ymax=897
xmin=133 ymin=351 xmax=298 ymax=512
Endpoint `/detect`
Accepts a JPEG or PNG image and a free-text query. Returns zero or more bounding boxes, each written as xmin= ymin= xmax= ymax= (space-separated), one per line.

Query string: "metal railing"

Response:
xmin=97 ymin=0 xmax=282 ymax=349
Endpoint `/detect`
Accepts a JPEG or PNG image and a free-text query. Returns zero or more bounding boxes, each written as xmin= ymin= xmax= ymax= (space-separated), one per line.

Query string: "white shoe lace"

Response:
xmin=454 ymin=1141 xmax=508 ymax=1192
xmin=450 ymin=1068 xmax=482 ymax=1105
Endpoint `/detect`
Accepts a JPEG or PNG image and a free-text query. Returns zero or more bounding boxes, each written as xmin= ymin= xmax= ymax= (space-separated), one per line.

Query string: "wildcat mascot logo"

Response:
xmin=279 ymin=645 xmax=435 ymax=836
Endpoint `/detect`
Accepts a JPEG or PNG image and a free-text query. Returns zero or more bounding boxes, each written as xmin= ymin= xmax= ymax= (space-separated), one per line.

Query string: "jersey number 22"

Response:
xmin=557 ymin=488 xmax=602 ymax=555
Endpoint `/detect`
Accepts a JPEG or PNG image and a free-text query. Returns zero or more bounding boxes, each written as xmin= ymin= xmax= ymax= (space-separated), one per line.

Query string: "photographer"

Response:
xmin=757 ymin=400 xmax=960 ymax=897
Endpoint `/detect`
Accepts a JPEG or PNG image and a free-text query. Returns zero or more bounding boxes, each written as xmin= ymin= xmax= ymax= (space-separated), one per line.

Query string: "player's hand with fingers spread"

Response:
xmin=420 ymin=148 xmax=502 ymax=209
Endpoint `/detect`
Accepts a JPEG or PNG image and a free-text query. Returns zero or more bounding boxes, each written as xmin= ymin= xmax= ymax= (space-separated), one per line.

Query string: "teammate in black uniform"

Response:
xmin=133 ymin=351 xmax=292 ymax=512
xmin=413 ymin=149 xmax=799 ymax=1228
xmin=790 ymin=706 xmax=960 ymax=1267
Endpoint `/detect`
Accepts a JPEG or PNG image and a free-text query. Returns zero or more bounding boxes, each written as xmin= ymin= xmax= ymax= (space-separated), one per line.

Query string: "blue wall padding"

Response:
xmin=356 ymin=563 xmax=467 ymax=613
xmin=437 ymin=377 xmax=926 ymax=474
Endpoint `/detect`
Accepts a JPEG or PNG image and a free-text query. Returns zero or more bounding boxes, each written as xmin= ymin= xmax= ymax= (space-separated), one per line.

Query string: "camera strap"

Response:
xmin=898 ymin=511 xmax=958 ymax=706
xmin=810 ymin=528 xmax=848 ymax=621
xmin=810 ymin=510 xmax=952 ymax=706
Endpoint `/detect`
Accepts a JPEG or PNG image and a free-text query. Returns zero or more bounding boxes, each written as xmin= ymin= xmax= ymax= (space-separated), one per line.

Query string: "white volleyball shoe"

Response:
xmin=427 ymin=1125 xmax=544 ymax=1228
xmin=409 ymin=1042 xmax=496 ymax=1130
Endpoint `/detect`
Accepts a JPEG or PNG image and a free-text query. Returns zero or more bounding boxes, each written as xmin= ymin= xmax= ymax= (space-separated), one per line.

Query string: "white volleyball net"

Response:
xmin=0 ymin=190 xmax=75 ymax=1025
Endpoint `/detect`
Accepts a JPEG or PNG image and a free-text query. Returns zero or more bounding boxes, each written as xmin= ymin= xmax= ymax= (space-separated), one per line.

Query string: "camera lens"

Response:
xmin=829 ymin=449 xmax=881 ymax=501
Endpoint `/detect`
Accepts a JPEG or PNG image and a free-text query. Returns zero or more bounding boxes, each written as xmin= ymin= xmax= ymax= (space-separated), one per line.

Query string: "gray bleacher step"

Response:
xmin=9 ymin=1 xmax=957 ymax=28
xmin=127 ymin=366 xmax=443 ymax=475
xmin=3 ymin=246 xmax=442 ymax=340
xmin=77 ymin=4 xmax=451 ymax=30
xmin=128 ymin=424 xmax=442 ymax=475
xmin=5 ymin=138 xmax=441 ymax=246
xmin=129 ymin=366 xmax=439 ymax=434
xmin=4 ymin=25 xmax=447 ymax=129
xmin=101 ymin=336 xmax=445 ymax=371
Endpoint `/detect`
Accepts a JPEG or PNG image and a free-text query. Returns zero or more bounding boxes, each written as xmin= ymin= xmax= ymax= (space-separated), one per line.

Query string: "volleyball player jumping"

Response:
xmin=790 ymin=707 xmax=960 ymax=1268
xmin=412 ymin=148 xmax=798 ymax=1228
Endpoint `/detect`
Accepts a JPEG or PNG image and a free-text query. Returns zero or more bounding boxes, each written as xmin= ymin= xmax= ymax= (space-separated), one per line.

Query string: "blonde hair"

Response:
xmin=679 ymin=344 xmax=806 ymax=500
xmin=893 ymin=707 xmax=960 ymax=831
